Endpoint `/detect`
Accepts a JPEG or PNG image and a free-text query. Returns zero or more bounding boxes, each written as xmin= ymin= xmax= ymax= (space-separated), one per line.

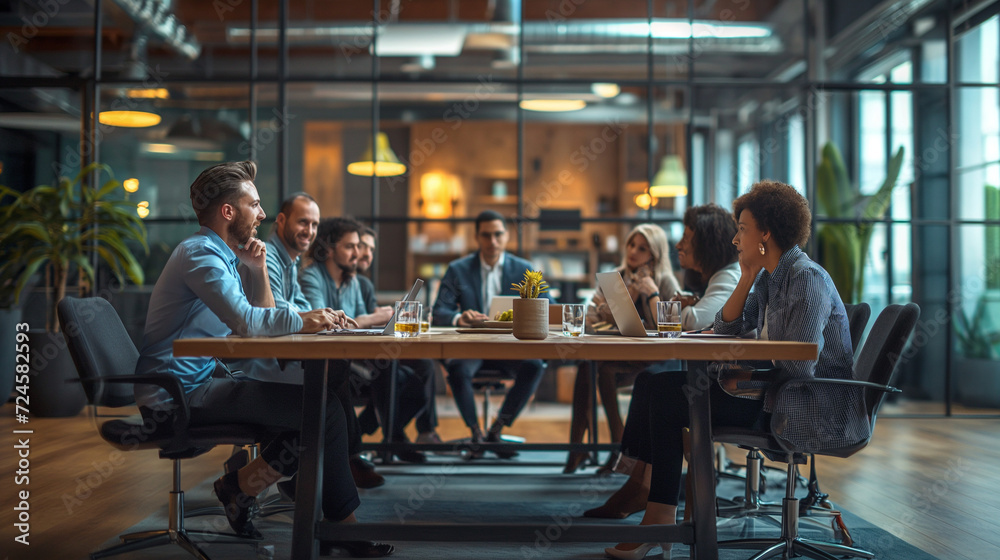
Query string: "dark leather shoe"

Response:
xmin=394 ymin=449 xmax=428 ymax=464
xmin=352 ymin=454 xmax=377 ymax=472
xmin=276 ymin=475 xmax=296 ymax=502
xmin=213 ymin=471 xmax=263 ymax=539
xmin=351 ymin=457 xmax=385 ymax=489
xmin=486 ymin=430 xmax=519 ymax=459
xmin=320 ymin=540 xmax=394 ymax=557
xmin=463 ymin=428 xmax=485 ymax=460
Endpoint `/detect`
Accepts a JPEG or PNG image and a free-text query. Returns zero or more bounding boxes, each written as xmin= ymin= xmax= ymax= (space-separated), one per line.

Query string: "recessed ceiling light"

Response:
xmin=592 ymin=83 xmax=621 ymax=98
xmin=519 ymin=99 xmax=587 ymax=112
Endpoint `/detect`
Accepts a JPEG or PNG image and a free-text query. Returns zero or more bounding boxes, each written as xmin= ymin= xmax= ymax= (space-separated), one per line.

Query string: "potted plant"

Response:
xmin=511 ymin=270 xmax=549 ymax=340
xmin=0 ymin=273 xmax=34 ymax=405
xmin=954 ymin=294 xmax=1000 ymax=408
xmin=815 ymin=142 xmax=905 ymax=303
xmin=0 ymin=162 xmax=148 ymax=416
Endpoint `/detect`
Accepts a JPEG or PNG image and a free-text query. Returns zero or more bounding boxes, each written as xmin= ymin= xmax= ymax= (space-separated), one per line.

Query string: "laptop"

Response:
xmin=595 ymin=271 xmax=656 ymax=337
xmin=487 ymin=296 xmax=516 ymax=320
xmin=319 ymin=278 xmax=424 ymax=335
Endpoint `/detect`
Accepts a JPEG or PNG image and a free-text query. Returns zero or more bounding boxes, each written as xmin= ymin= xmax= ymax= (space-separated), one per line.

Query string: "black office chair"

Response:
xmin=718 ymin=302 xmax=872 ymax=527
xmin=58 ymin=296 xmax=267 ymax=560
xmin=715 ymin=302 xmax=919 ymax=560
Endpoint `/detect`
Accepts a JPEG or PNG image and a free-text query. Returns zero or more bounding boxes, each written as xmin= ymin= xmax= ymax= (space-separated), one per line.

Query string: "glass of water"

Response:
xmin=656 ymin=300 xmax=682 ymax=338
xmin=394 ymin=301 xmax=422 ymax=338
xmin=562 ymin=303 xmax=586 ymax=337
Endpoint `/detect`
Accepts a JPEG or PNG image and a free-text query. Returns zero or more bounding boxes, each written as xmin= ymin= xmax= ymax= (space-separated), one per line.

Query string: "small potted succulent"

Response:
xmin=511 ymin=270 xmax=549 ymax=340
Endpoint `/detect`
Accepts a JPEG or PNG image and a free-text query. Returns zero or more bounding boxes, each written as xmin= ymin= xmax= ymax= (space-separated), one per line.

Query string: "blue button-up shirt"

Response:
xmin=299 ymin=262 xmax=366 ymax=318
xmin=264 ymin=233 xmax=311 ymax=313
xmin=135 ymin=226 xmax=304 ymax=408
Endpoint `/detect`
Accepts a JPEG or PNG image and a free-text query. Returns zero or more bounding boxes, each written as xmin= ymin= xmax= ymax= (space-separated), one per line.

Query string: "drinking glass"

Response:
xmin=394 ymin=301 xmax=422 ymax=338
xmin=420 ymin=307 xmax=431 ymax=333
xmin=562 ymin=303 xmax=585 ymax=337
xmin=656 ymin=300 xmax=682 ymax=338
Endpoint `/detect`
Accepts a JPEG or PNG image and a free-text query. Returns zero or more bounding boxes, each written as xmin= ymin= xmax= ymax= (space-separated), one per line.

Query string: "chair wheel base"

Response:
xmin=92 ymin=529 xmax=259 ymax=560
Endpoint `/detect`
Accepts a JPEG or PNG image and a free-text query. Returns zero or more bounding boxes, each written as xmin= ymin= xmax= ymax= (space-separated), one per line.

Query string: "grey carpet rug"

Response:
xmin=95 ymin=453 xmax=939 ymax=560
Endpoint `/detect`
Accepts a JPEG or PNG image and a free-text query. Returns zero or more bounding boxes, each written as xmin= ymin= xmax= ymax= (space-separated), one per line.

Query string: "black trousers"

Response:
xmin=356 ymin=359 xmax=436 ymax=439
xmin=185 ymin=375 xmax=361 ymax=521
xmin=620 ymin=369 xmax=764 ymax=507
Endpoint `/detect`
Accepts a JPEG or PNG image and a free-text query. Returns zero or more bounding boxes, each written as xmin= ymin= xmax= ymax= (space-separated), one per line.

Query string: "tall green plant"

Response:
xmin=815 ymin=142 xmax=905 ymax=303
xmin=954 ymin=297 xmax=1000 ymax=360
xmin=0 ymin=162 xmax=148 ymax=332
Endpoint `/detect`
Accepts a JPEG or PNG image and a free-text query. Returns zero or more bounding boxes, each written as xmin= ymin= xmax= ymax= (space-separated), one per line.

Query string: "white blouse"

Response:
xmin=680 ymin=261 xmax=741 ymax=330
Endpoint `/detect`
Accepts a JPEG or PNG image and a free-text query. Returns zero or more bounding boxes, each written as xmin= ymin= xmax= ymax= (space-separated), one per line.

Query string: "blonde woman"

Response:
xmin=564 ymin=224 xmax=680 ymax=474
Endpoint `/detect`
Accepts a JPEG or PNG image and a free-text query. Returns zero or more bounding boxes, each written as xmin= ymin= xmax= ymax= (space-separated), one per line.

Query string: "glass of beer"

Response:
xmin=656 ymin=300 xmax=682 ymax=338
xmin=562 ymin=303 xmax=585 ymax=337
xmin=420 ymin=307 xmax=431 ymax=333
xmin=394 ymin=301 xmax=422 ymax=338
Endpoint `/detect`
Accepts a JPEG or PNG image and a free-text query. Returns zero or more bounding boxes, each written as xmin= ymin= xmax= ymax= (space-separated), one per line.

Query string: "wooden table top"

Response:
xmin=174 ymin=329 xmax=817 ymax=362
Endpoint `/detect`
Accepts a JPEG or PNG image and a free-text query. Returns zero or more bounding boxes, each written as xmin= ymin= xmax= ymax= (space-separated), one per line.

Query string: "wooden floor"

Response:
xmin=1 ymin=400 xmax=998 ymax=560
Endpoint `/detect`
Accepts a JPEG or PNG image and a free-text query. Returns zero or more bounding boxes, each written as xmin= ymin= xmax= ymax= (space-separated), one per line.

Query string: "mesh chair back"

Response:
xmin=57 ymin=297 xmax=140 ymax=408
xmin=843 ymin=302 xmax=871 ymax=353
xmin=854 ymin=303 xmax=920 ymax=422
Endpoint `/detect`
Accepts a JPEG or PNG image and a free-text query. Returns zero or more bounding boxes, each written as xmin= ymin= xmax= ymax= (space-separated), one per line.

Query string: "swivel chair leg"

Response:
xmin=719 ymin=463 xmax=874 ymax=560
xmin=90 ymin=461 xmax=259 ymax=560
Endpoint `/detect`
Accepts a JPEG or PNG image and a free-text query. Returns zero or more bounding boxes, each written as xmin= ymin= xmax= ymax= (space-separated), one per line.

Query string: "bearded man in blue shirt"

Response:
xmin=134 ymin=161 xmax=393 ymax=558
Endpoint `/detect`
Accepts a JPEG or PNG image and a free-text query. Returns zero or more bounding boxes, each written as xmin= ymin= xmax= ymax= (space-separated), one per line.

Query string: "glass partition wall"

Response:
xmin=2 ymin=0 xmax=998 ymax=416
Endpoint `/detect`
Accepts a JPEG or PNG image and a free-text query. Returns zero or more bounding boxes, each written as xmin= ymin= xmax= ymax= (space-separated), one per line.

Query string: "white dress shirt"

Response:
xmin=481 ymin=252 xmax=506 ymax=314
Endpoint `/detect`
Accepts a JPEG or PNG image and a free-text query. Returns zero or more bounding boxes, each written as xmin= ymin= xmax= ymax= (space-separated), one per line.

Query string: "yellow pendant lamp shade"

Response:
xmin=98 ymin=110 xmax=161 ymax=128
xmin=649 ymin=155 xmax=688 ymax=198
xmin=347 ymin=132 xmax=407 ymax=177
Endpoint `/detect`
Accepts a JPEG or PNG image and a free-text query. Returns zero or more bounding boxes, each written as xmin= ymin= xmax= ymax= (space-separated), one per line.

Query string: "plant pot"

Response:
xmin=512 ymin=298 xmax=549 ymax=340
xmin=0 ymin=307 xmax=22 ymax=405
xmin=28 ymin=330 xmax=86 ymax=417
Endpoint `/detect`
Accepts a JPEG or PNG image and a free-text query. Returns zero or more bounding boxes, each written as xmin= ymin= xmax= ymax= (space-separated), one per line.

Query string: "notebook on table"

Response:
xmin=319 ymin=278 xmax=424 ymax=335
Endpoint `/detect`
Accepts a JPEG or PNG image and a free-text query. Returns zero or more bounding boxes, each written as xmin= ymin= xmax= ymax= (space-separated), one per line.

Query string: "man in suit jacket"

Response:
xmin=432 ymin=210 xmax=554 ymax=458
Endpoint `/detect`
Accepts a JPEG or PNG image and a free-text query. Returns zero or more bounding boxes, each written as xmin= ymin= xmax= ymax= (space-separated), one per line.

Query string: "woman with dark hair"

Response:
xmin=601 ymin=181 xmax=865 ymax=559
xmin=563 ymin=208 xmax=740 ymax=475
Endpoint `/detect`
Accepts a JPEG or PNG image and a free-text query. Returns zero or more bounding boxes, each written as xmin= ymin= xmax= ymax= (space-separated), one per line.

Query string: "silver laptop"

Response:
xmin=487 ymin=296 xmax=516 ymax=319
xmin=595 ymin=272 xmax=656 ymax=337
xmin=320 ymin=278 xmax=424 ymax=335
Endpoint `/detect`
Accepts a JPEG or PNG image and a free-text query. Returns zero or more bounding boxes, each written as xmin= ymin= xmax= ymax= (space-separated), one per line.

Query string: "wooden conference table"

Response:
xmin=175 ymin=330 xmax=816 ymax=560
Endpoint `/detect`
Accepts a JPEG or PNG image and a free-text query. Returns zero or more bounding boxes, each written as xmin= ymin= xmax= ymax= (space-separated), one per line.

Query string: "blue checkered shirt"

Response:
xmin=714 ymin=246 xmax=870 ymax=453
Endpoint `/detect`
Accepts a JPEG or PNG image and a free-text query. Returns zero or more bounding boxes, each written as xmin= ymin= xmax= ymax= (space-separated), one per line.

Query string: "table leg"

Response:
xmin=589 ymin=360 xmax=599 ymax=464
xmin=383 ymin=360 xmax=398 ymax=463
xmin=687 ymin=361 xmax=719 ymax=560
xmin=292 ymin=358 xmax=329 ymax=560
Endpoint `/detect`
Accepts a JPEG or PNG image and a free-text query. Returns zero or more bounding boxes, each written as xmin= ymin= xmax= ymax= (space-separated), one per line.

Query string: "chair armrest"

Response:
xmin=74 ymin=374 xmax=191 ymax=430
xmin=773 ymin=376 xmax=901 ymax=394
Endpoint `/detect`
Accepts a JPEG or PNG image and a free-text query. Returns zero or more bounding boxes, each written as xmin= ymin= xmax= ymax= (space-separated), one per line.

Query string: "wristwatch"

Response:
xmin=649 ymin=291 xmax=660 ymax=299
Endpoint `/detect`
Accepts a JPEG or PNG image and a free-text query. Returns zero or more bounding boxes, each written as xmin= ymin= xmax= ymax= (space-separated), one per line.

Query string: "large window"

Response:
xmin=3 ymin=0 xmax=1000 ymax=414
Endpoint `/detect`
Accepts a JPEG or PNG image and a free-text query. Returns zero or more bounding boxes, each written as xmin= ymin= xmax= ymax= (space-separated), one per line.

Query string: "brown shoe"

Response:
xmin=350 ymin=457 xmax=385 ymax=489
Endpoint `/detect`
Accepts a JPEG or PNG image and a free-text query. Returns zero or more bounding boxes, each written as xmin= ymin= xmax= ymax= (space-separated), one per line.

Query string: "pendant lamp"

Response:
xmin=649 ymin=155 xmax=688 ymax=198
xmin=347 ymin=132 xmax=407 ymax=177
